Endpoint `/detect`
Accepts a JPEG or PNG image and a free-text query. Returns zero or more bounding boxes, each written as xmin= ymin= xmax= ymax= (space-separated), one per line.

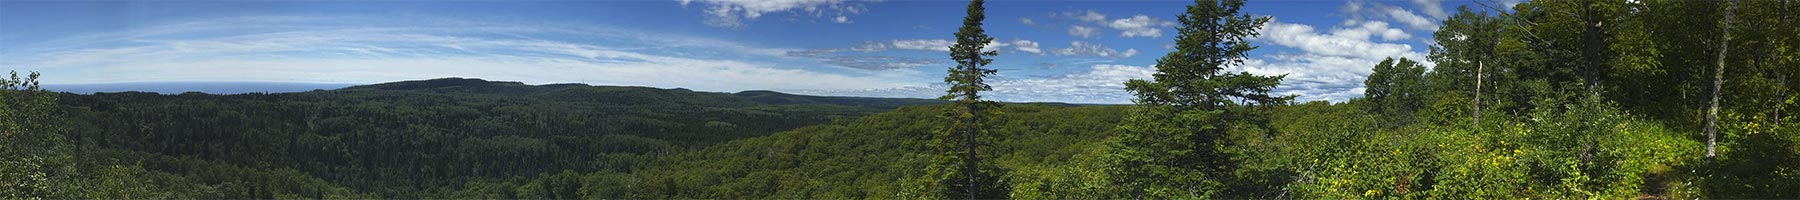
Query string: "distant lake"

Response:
xmin=43 ymin=82 xmax=355 ymax=94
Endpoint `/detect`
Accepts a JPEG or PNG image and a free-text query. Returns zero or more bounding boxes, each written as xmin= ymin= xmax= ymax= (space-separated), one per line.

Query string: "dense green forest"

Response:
xmin=2 ymin=77 xmax=944 ymax=198
xmin=3 ymin=0 xmax=1798 ymax=199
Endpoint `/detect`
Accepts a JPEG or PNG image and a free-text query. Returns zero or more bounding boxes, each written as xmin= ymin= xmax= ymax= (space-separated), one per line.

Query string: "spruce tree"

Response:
xmin=935 ymin=0 xmax=1003 ymax=198
xmin=1109 ymin=0 xmax=1289 ymax=198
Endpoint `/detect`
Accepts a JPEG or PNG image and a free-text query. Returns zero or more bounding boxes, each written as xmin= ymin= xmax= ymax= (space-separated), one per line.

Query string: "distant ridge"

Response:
xmin=733 ymin=90 xmax=943 ymax=109
xmin=339 ymin=77 xmax=945 ymax=108
xmin=45 ymin=82 xmax=354 ymax=94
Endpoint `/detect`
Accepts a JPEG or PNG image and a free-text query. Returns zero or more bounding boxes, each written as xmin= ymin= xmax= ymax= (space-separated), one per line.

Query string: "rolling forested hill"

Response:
xmin=4 ymin=0 xmax=1798 ymax=198
xmin=12 ymin=78 xmax=948 ymax=198
xmin=2 ymin=75 xmax=1796 ymax=198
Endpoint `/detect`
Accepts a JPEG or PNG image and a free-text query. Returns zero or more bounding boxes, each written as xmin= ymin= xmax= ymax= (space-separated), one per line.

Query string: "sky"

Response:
xmin=0 ymin=0 xmax=1512 ymax=104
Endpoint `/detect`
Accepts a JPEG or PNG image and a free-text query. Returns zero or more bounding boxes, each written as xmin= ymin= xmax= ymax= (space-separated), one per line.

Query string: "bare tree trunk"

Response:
xmin=1582 ymin=0 xmax=1604 ymax=94
xmin=1706 ymin=0 xmax=1735 ymax=159
xmin=1780 ymin=0 xmax=1794 ymax=128
xmin=1475 ymin=60 xmax=1483 ymax=131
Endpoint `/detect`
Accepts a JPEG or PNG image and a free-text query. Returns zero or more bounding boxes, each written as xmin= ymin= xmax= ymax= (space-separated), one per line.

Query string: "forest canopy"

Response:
xmin=2 ymin=0 xmax=1797 ymax=199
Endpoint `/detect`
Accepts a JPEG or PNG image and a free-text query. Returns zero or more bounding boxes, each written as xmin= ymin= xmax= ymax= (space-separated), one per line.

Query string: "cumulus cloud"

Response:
xmin=1244 ymin=20 xmax=1430 ymax=102
xmin=1411 ymin=0 xmax=1449 ymax=19
xmin=1342 ymin=0 xmax=1443 ymax=31
xmin=1107 ymin=15 xmax=1175 ymax=38
xmin=1068 ymin=25 xmax=1100 ymax=38
xmin=1008 ymin=39 xmax=1042 ymax=54
xmin=1385 ymin=7 xmax=1439 ymax=31
xmin=1059 ymin=10 xmax=1175 ymax=38
xmin=986 ymin=64 xmax=1153 ymax=103
xmin=1340 ymin=20 xmax=1411 ymax=41
xmin=1052 ymin=41 xmax=1137 ymax=58
xmin=1258 ymin=20 xmax=1422 ymax=61
xmin=677 ymin=0 xmax=868 ymax=28
xmin=1063 ymin=10 xmax=1107 ymax=23
xmin=1020 ymin=17 xmax=1036 ymax=26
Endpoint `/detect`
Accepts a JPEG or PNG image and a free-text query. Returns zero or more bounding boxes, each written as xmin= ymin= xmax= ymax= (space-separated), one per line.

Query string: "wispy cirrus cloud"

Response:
xmin=1342 ymin=0 xmax=1446 ymax=31
xmin=676 ymin=0 xmax=870 ymax=29
xmin=802 ymin=64 xmax=1154 ymax=104
xmin=1 ymin=16 xmax=918 ymax=92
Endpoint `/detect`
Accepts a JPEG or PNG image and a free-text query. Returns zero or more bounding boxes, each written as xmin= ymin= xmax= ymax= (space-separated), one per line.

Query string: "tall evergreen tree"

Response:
xmin=1109 ymin=0 xmax=1289 ymax=198
xmin=935 ymin=0 xmax=1004 ymax=198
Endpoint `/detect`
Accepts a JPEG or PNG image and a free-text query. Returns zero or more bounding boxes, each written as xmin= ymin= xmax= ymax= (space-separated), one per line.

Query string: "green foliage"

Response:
xmin=1 ymin=71 xmax=78 ymax=199
xmin=8 ymin=0 xmax=1796 ymax=197
xmin=935 ymin=0 xmax=1008 ymax=198
xmin=44 ymin=78 xmax=938 ymax=198
xmin=610 ymin=104 xmax=1128 ymax=199
xmin=85 ymin=163 xmax=159 ymax=199
xmin=936 ymin=0 xmax=1008 ymax=198
xmin=1110 ymin=0 xmax=1289 ymax=198
xmin=1364 ymin=57 xmax=1429 ymax=125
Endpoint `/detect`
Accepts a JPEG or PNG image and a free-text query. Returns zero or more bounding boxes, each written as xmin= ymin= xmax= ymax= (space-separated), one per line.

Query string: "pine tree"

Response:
xmin=1109 ymin=0 xmax=1289 ymax=198
xmin=935 ymin=0 xmax=1004 ymax=198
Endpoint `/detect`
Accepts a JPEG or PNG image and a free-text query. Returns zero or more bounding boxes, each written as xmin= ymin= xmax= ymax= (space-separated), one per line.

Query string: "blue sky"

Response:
xmin=0 ymin=0 xmax=1510 ymax=104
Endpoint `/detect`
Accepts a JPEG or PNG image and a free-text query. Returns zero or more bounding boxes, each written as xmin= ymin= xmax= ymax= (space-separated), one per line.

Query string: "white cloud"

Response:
xmin=1020 ymin=17 xmax=1036 ymax=26
xmin=1247 ymin=20 xmax=1431 ymax=102
xmin=2 ymin=16 xmax=917 ymax=92
xmin=1385 ymin=7 xmax=1440 ymax=31
xmin=1064 ymin=10 xmax=1107 ymax=23
xmin=1058 ymin=10 xmax=1175 ymax=39
xmin=988 ymin=64 xmax=1154 ymax=103
xmin=1106 ymin=15 xmax=1173 ymax=38
xmin=849 ymin=41 xmax=887 ymax=52
xmin=790 ymin=38 xmax=1047 ymax=70
xmin=800 ymin=64 xmax=1155 ymax=104
xmin=1411 ymin=0 xmax=1449 ymax=19
xmin=1258 ymin=21 xmax=1423 ymax=61
xmin=818 ymin=56 xmax=942 ymax=71
xmin=678 ymin=0 xmax=868 ymax=28
xmin=1052 ymin=41 xmax=1136 ymax=58
xmin=1333 ymin=20 xmax=1410 ymax=41
xmin=1341 ymin=0 xmax=1442 ymax=31
xmin=1068 ymin=25 xmax=1100 ymax=38
xmin=890 ymin=39 xmax=953 ymax=52
xmin=884 ymin=38 xmax=1043 ymax=55
xmin=784 ymin=47 xmax=943 ymax=71
xmin=1008 ymin=39 xmax=1042 ymax=54
xmin=1499 ymin=0 xmax=1523 ymax=8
